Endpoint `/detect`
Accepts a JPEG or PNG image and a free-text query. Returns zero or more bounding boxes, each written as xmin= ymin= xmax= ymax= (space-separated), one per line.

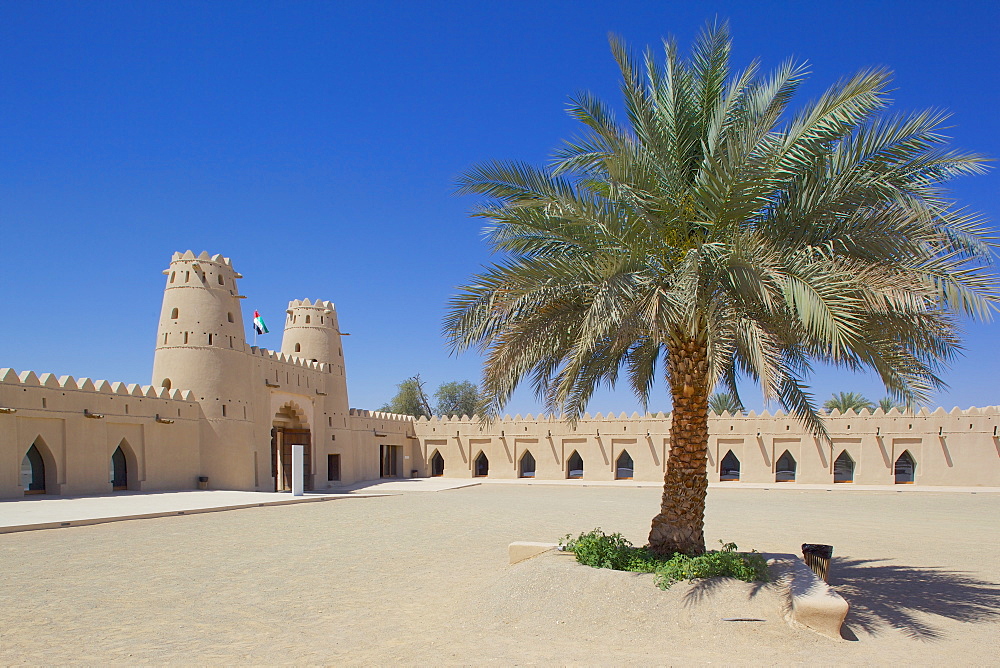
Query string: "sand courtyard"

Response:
xmin=2 ymin=483 xmax=999 ymax=665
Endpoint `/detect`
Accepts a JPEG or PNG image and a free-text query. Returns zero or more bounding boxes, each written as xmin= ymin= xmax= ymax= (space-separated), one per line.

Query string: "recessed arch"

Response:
xmin=272 ymin=402 xmax=312 ymax=492
xmin=305 ymin=315 xmax=311 ymax=324
xmin=615 ymin=450 xmax=633 ymax=479
xmin=834 ymin=450 xmax=855 ymax=483
xmin=161 ymin=378 xmax=171 ymax=390
xmin=227 ymin=312 xmax=234 ymax=323
xmin=519 ymin=450 xmax=536 ymax=478
xmin=567 ymin=451 xmax=583 ymax=479
xmin=21 ymin=437 xmax=56 ymax=495
xmin=720 ymin=450 xmax=740 ymax=481
xmin=110 ymin=439 xmax=139 ymax=491
xmin=218 ymin=274 xmax=224 ymax=285
xmin=895 ymin=450 xmax=916 ymax=484
xmin=294 ymin=343 xmax=301 ymax=353
xmin=474 ymin=451 xmax=489 ymax=477
xmin=170 ymin=307 xmax=179 ymax=319
xmin=430 ymin=450 xmax=444 ymax=477
xmin=775 ymin=450 xmax=796 ymax=482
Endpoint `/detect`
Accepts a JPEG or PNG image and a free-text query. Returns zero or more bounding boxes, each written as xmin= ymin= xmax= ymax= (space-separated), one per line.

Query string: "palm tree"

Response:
xmin=445 ymin=22 xmax=997 ymax=555
xmin=823 ymin=392 xmax=875 ymax=413
xmin=708 ymin=392 xmax=743 ymax=415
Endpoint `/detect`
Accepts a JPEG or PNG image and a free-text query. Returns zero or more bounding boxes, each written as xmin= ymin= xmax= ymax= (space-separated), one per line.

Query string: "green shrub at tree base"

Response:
xmin=560 ymin=529 xmax=768 ymax=589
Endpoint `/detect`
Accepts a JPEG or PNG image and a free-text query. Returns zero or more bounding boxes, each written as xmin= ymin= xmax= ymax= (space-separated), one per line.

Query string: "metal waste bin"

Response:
xmin=801 ymin=543 xmax=833 ymax=582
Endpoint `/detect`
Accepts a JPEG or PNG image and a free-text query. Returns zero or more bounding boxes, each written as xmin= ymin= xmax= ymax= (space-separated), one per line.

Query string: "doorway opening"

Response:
xmin=271 ymin=403 xmax=312 ymax=491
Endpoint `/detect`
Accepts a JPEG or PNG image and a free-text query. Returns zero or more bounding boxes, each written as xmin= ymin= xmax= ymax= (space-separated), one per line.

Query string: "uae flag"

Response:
xmin=253 ymin=310 xmax=269 ymax=335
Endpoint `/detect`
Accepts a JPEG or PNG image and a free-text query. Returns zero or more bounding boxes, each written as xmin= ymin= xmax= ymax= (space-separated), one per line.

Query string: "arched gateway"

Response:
xmin=272 ymin=403 xmax=312 ymax=492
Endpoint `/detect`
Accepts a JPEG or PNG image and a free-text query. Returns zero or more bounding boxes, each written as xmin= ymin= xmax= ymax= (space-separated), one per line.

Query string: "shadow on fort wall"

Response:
xmin=829 ymin=557 xmax=1000 ymax=640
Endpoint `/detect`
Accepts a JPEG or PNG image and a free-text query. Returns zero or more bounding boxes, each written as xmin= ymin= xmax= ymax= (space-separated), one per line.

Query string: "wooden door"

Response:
xmin=284 ymin=428 xmax=312 ymax=491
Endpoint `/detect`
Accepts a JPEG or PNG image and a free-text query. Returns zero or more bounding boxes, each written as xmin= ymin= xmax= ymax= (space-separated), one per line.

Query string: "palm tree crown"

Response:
xmin=445 ymin=22 xmax=997 ymax=554
xmin=823 ymin=391 xmax=875 ymax=413
xmin=708 ymin=392 xmax=743 ymax=415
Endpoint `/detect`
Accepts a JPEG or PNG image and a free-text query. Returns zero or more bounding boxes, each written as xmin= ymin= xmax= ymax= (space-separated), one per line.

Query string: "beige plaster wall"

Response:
xmin=0 ymin=369 xmax=201 ymax=499
xmin=413 ymin=407 xmax=1000 ymax=487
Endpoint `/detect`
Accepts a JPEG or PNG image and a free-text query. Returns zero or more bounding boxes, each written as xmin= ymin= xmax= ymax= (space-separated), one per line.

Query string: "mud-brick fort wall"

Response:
xmin=2 ymin=250 xmax=998 ymax=500
xmin=412 ymin=406 xmax=1000 ymax=486
xmin=0 ymin=369 xmax=201 ymax=498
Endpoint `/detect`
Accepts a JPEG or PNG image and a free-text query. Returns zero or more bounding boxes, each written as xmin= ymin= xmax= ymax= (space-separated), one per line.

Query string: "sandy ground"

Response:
xmin=1 ymin=484 xmax=998 ymax=665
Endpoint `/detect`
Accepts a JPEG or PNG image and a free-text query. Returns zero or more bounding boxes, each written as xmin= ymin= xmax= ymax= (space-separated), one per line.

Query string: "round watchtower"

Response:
xmin=151 ymin=251 xmax=252 ymax=411
xmin=280 ymin=299 xmax=343 ymax=365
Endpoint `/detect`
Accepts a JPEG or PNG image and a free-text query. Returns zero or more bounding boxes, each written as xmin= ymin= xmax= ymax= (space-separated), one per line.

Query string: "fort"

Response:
xmin=2 ymin=251 xmax=998 ymax=499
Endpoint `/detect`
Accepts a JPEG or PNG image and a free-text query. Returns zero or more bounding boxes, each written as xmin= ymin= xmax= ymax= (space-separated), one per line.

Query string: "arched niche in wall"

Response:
xmin=519 ymin=450 xmax=535 ymax=478
xmin=474 ymin=451 xmax=489 ymax=477
xmin=834 ymin=450 xmax=855 ymax=483
xmin=775 ymin=450 xmax=796 ymax=482
xmin=894 ymin=450 xmax=916 ymax=484
xmin=615 ymin=450 xmax=633 ymax=479
xmin=567 ymin=451 xmax=583 ymax=479
xmin=720 ymin=450 xmax=740 ymax=481
xmin=430 ymin=450 xmax=444 ymax=477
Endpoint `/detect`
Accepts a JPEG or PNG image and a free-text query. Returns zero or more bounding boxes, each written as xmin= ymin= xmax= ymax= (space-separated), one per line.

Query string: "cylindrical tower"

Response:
xmin=280 ymin=298 xmax=343 ymax=365
xmin=151 ymin=251 xmax=252 ymax=411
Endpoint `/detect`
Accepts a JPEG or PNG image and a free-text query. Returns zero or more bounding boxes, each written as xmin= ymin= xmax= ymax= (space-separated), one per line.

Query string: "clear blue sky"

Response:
xmin=2 ymin=1 xmax=998 ymax=415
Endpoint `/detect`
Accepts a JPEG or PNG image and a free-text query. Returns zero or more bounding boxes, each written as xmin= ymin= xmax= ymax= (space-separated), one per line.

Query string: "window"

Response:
xmin=161 ymin=378 xmax=171 ymax=390
xmin=567 ymin=451 xmax=583 ymax=479
xmin=431 ymin=451 xmax=444 ymax=477
xmin=834 ymin=451 xmax=855 ymax=483
xmin=895 ymin=451 xmax=916 ymax=484
xmin=218 ymin=274 xmax=224 ymax=285
xmin=169 ymin=272 xmax=175 ymax=283
xmin=305 ymin=315 xmax=311 ymax=324
xmin=227 ymin=312 xmax=234 ymax=323
xmin=208 ymin=333 xmax=213 ymax=345
xmin=775 ymin=450 xmax=796 ymax=482
xmin=519 ymin=450 xmax=535 ymax=478
xmin=170 ymin=308 xmax=179 ymax=319
xmin=474 ymin=451 xmax=489 ymax=477
xmin=327 ymin=454 xmax=341 ymax=481
xmin=615 ymin=451 xmax=633 ymax=479
xmin=720 ymin=450 xmax=740 ymax=481
xmin=294 ymin=343 xmax=301 ymax=352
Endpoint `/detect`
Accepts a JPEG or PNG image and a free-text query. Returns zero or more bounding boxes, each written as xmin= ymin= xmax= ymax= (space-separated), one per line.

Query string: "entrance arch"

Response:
xmin=519 ymin=450 xmax=536 ymax=478
xmin=474 ymin=451 xmax=489 ymax=477
xmin=834 ymin=450 xmax=855 ymax=483
xmin=21 ymin=442 xmax=48 ymax=495
xmin=615 ymin=451 xmax=633 ymax=479
xmin=895 ymin=451 xmax=916 ymax=484
xmin=775 ymin=450 xmax=796 ymax=482
xmin=430 ymin=450 xmax=445 ymax=477
xmin=272 ymin=402 xmax=312 ymax=492
xmin=567 ymin=451 xmax=583 ymax=479
xmin=720 ymin=450 xmax=740 ymax=481
xmin=110 ymin=439 xmax=138 ymax=491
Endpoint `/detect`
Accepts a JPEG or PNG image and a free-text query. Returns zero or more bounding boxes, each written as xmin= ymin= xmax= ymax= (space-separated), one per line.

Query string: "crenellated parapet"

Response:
xmin=1 ymin=368 xmax=195 ymax=402
xmin=249 ymin=346 xmax=328 ymax=372
xmin=0 ymin=367 xmax=199 ymax=426
xmin=169 ymin=250 xmax=238 ymax=269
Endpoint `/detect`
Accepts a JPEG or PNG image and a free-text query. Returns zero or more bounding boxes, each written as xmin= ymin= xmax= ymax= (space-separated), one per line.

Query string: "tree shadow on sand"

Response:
xmin=830 ymin=557 xmax=1000 ymax=641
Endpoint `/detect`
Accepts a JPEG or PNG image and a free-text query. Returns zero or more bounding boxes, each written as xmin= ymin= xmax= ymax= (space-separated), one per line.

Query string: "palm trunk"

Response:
xmin=648 ymin=337 xmax=710 ymax=556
